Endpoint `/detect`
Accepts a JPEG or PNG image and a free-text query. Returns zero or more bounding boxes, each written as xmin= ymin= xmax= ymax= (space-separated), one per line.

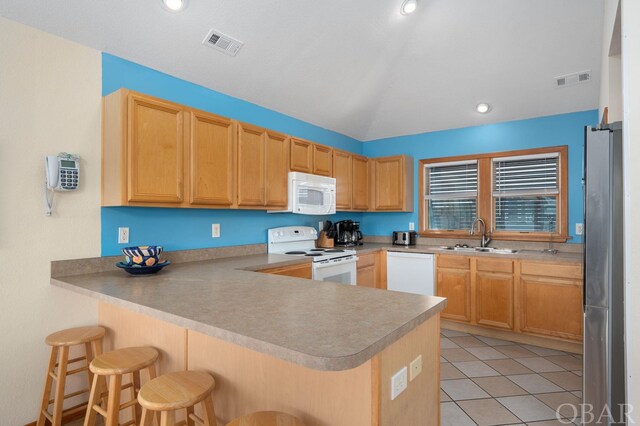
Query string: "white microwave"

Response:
xmin=269 ymin=172 xmax=336 ymax=215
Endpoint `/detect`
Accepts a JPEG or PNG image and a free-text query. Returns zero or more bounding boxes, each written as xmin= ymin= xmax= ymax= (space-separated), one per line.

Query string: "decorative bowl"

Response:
xmin=122 ymin=245 xmax=163 ymax=266
xmin=116 ymin=260 xmax=171 ymax=275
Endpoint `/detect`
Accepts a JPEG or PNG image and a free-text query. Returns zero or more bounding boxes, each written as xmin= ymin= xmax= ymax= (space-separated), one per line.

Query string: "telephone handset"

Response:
xmin=45 ymin=153 xmax=80 ymax=191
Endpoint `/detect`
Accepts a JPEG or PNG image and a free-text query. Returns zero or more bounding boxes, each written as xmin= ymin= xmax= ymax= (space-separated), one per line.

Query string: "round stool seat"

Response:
xmin=90 ymin=346 xmax=159 ymax=375
xmin=227 ymin=411 xmax=305 ymax=426
xmin=45 ymin=326 xmax=105 ymax=346
xmin=138 ymin=371 xmax=215 ymax=411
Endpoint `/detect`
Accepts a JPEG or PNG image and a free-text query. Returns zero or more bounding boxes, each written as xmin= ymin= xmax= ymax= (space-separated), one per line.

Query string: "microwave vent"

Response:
xmin=555 ymin=70 xmax=591 ymax=88
xmin=202 ymin=28 xmax=243 ymax=57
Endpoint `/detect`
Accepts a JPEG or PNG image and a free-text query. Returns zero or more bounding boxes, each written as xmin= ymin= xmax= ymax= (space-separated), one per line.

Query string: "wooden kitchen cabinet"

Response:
xmin=370 ymin=155 xmax=414 ymax=211
xmin=352 ymin=155 xmax=369 ymax=210
xmin=313 ymin=144 xmax=333 ymax=176
xmin=290 ymin=138 xmax=313 ymax=173
xmin=357 ymin=252 xmax=386 ymax=289
xmin=475 ymin=258 xmax=514 ymax=330
xmin=265 ymin=131 xmax=289 ymax=208
xmin=436 ymin=255 xmax=472 ymax=322
xmin=260 ymin=263 xmax=312 ymax=279
xmin=519 ymin=261 xmax=583 ymax=341
xmin=333 ymin=150 xmax=353 ymax=210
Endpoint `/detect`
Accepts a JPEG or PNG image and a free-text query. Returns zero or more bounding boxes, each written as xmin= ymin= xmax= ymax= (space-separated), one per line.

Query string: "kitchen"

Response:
xmin=1 ymin=0 xmax=638 ymax=425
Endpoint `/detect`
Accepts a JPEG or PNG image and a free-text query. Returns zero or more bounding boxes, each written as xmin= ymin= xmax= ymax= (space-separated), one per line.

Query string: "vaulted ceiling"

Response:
xmin=0 ymin=0 xmax=603 ymax=140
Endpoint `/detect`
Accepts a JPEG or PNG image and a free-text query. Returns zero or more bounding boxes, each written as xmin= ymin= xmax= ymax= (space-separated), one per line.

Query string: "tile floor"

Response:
xmin=440 ymin=328 xmax=583 ymax=426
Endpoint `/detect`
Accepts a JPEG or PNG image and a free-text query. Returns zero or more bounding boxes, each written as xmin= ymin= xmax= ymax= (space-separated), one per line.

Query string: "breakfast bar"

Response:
xmin=51 ymin=251 xmax=446 ymax=426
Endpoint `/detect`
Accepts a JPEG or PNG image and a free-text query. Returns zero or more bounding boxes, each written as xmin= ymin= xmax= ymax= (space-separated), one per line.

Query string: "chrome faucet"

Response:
xmin=470 ymin=218 xmax=491 ymax=248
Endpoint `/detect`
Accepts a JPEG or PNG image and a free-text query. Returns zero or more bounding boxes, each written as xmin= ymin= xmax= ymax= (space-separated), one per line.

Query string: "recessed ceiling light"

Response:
xmin=401 ymin=0 xmax=418 ymax=15
xmin=162 ymin=0 xmax=187 ymax=12
xmin=476 ymin=103 xmax=491 ymax=114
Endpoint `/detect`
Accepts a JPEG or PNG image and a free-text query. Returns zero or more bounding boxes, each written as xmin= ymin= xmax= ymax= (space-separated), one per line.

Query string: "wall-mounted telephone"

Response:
xmin=46 ymin=154 xmax=80 ymax=191
xmin=44 ymin=153 xmax=80 ymax=216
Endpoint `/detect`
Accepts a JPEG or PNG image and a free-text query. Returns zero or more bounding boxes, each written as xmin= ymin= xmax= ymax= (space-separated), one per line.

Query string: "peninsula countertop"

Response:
xmin=51 ymin=252 xmax=446 ymax=371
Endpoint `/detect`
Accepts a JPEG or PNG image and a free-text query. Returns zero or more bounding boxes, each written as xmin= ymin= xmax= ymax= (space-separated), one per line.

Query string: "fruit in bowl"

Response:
xmin=122 ymin=246 xmax=163 ymax=267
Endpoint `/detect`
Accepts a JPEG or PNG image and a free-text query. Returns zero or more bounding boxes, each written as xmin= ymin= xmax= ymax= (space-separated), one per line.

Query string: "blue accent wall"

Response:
xmin=360 ymin=110 xmax=598 ymax=244
xmin=101 ymin=54 xmax=362 ymax=256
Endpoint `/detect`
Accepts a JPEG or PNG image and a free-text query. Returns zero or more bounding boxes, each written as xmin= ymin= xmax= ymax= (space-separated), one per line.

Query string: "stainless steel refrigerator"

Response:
xmin=583 ymin=122 xmax=626 ymax=425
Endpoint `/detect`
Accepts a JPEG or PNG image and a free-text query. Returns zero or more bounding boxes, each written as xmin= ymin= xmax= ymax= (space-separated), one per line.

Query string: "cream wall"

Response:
xmin=598 ymin=0 xmax=622 ymax=122
xmin=622 ymin=0 xmax=640 ymax=420
xmin=0 ymin=17 xmax=101 ymax=424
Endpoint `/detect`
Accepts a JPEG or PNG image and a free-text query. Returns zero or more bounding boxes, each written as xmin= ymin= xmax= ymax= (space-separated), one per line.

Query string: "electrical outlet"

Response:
xmin=409 ymin=222 xmax=415 ymax=231
xmin=576 ymin=223 xmax=584 ymax=235
xmin=409 ymin=355 xmax=422 ymax=381
xmin=390 ymin=366 xmax=408 ymax=400
xmin=212 ymin=224 xmax=221 ymax=238
xmin=118 ymin=227 xmax=129 ymax=244
xmin=319 ymin=221 xmax=324 ymax=232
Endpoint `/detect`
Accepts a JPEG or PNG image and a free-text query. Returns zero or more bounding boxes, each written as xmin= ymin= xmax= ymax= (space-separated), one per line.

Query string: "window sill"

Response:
xmin=419 ymin=230 xmax=570 ymax=243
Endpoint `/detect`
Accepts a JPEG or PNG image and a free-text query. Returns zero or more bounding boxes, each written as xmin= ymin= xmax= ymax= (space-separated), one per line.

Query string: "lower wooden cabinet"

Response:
xmin=356 ymin=252 xmax=386 ymax=289
xmin=436 ymin=257 xmax=472 ymax=322
xmin=259 ymin=263 xmax=312 ymax=279
xmin=475 ymin=271 xmax=514 ymax=330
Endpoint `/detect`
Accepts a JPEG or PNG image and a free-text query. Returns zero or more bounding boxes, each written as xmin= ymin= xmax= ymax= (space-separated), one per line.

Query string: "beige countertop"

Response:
xmin=51 ymin=252 xmax=446 ymax=372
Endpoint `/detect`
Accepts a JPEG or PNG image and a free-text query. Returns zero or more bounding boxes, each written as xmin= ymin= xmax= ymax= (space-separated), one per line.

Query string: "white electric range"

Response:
xmin=267 ymin=226 xmax=358 ymax=285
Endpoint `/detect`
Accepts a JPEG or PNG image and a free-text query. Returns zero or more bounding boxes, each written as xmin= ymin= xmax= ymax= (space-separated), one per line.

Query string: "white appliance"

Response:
xmin=269 ymin=172 xmax=336 ymax=215
xmin=386 ymin=251 xmax=435 ymax=296
xmin=267 ymin=226 xmax=358 ymax=285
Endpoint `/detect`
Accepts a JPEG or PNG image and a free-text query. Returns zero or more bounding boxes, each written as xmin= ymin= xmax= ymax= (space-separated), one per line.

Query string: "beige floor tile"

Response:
xmin=514 ymin=357 xmax=565 ymax=373
xmin=441 ymin=378 xmax=491 ymax=400
xmin=458 ymin=398 xmax=521 ymax=426
xmin=571 ymin=390 xmax=582 ymax=398
xmin=449 ymin=336 xmax=488 ymax=348
xmin=441 ymin=348 xmax=479 ymax=362
xmin=496 ymin=345 xmax=538 ymax=359
xmin=441 ymin=362 xmax=466 ymax=380
xmin=440 ymin=328 xmax=470 ymax=337
xmin=540 ymin=371 xmax=582 ymax=391
xmin=497 ymin=395 xmax=558 ymax=422
xmin=521 ymin=344 xmax=566 ymax=357
xmin=441 ymin=337 xmax=461 ymax=349
xmin=484 ymin=359 xmax=534 ymax=375
xmin=526 ymin=420 xmax=573 ymax=425
xmin=572 ymin=369 xmax=583 ymax=377
xmin=440 ymin=401 xmax=476 ymax=426
xmin=535 ymin=391 xmax=581 ymax=418
xmin=466 ymin=346 xmax=509 ymax=360
xmin=507 ymin=374 xmax=563 ymax=394
xmin=476 ymin=335 xmax=514 ymax=346
xmin=441 ymin=389 xmax=452 ymax=402
xmin=441 ymin=356 xmax=447 ymax=363
xmin=453 ymin=361 xmax=500 ymax=378
xmin=472 ymin=376 xmax=528 ymax=397
xmin=543 ymin=355 xmax=583 ymax=371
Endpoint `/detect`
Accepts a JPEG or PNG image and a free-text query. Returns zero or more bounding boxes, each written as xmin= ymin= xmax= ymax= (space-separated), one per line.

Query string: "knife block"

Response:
xmin=316 ymin=231 xmax=334 ymax=248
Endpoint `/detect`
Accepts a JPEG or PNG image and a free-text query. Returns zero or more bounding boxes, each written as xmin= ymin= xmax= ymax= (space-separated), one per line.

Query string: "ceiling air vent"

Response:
xmin=202 ymin=28 xmax=243 ymax=57
xmin=554 ymin=70 xmax=591 ymax=88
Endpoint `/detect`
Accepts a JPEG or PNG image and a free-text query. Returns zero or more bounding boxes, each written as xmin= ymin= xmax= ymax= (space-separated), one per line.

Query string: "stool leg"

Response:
xmin=132 ymin=371 xmax=142 ymax=425
xmin=140 ymin=407 xmax=155 ymax=426
xmin=160 ymin=410 xmax=176 ymax=426
xmin=105 ymin=374 xmax=122 ymax=426
xmin=84 ymin=374 xmax=104 ymax=426
xmin=36 ymin=346 xmax=58 ymax=426
xmin=185 ymin=406 xmax=195 ymax=426
xmin=84 ymin=342 xmax=94 ymax=388
xmin=51 ymin=345 xmax=69 ymax=426
xmin=201 ymin=395 xmax=217 ymax=426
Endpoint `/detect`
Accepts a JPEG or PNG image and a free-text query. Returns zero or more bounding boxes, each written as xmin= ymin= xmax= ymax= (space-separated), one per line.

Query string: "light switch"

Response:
xmin=410 ymin=355 xmax=422 ymax=381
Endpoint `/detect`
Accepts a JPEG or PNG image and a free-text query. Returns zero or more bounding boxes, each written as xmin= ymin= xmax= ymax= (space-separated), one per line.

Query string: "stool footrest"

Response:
xmin=121 ymin=421 xmax=135 ymax=426
xmin=189 ymin=412 xmax=205 ymax=425
xmin=119 ymin=398 xmax=138 ymax=411
xmin=66 ymin=365 xmax=89 ymax=376
xmin=41 ymin=409 xmax=53 ymax=423
xmin=48 ymin=387 xmax=90 ymax=404
xmin=56 ymin=355 xmax=87 ymax=366
xmin=92 ymin=404 xmax=108 ymax=417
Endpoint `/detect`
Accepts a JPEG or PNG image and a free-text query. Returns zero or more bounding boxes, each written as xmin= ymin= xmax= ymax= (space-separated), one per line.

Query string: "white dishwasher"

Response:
xmin=386 ymin=251 xmax=435 ymax=296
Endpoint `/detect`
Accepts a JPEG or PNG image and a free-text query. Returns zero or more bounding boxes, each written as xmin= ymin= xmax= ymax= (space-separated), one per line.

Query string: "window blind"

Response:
xmin=425 ymin=161 xmax=478 ymax=230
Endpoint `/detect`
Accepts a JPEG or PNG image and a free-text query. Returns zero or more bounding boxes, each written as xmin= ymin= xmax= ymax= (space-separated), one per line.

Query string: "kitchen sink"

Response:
xmin=438 ymin=246 xmax=519 ymax=254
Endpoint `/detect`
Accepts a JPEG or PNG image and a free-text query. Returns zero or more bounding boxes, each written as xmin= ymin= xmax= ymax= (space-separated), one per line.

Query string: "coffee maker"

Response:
xmin=332 ymin=220 xmax=363 ymax=246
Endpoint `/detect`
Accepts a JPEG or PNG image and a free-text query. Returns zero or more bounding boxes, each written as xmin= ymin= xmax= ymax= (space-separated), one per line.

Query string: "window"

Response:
xmin=419 ymin=146 xmax=568 ymax=242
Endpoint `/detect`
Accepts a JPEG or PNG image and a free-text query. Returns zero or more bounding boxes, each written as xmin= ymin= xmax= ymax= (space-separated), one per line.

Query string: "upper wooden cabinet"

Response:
xmin=313 ymin=144 xmax=333 ymax=176
xmin=237 ymin=123 xmax=289 ymax=209
xmin=370 ymin=155 xmax=414 ymax=212
xmin=352 ymin=155 xmax=369 ymax=210
xmin=333 ymin=150 xmax=353 ymax=210
xmin=290 ymin=138 xmax=313 ymax=173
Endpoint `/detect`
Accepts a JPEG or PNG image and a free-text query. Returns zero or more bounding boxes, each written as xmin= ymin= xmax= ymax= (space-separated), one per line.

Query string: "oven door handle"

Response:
xmin=313 ymin=256 xmax=359 ymax=269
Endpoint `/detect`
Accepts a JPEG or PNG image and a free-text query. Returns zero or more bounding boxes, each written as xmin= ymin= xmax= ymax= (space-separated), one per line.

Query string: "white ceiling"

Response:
xmin=0 ymin=0 xmax=604 ymax=141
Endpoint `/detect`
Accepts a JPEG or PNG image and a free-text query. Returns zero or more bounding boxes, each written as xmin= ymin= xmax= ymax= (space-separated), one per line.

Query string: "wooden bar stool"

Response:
xmin=37 ymin=326 xmax=105 ymax=426
xmin=84 ymin=346 xmax=159 ymax=426
xmin=226 ymin=411 xmax=305 ymax=426
xmin=138 ymin=370 xmax=217 ymax=426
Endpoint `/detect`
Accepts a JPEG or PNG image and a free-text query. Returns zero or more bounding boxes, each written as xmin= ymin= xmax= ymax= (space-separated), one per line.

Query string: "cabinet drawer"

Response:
xmin=437 ymin=255 xmax=470 ymax=270
xmin=521 ymin=261 xmax=582 ymax=279
xmin=477 ymin=258 xmax=513 ymax=274
xmin=357 ymin=253 xmax=376 ymax=268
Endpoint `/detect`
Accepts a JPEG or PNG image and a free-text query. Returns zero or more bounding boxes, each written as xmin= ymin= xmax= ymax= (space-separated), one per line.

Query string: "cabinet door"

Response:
xmin=373 ymin=156 xmax=404 ymax=210
xmin=352 ymin=155 xmax=369 ymax=210
xmin=237 ymin=123 xmax=266 ymax=206
xmin=520 ymin=276 xmax=583 ymax=340
xmin=290 ymin=138 xmax=313 ymax=173
xmin=333 ymin=150 xmax=352 ymax=210
xmin=357 ymin=253 xmax=377 ymax=288
xmin=261 ymin=263 xmax=312 ymax=279
xmin=128 ymin=94 xmax=184 ymax=203
xmin=265 ymin=131 xmax=289 ymax=208
xmin=313 ymin=144 xmax=333 ymax=176
xmin=476 ymin=272 xmax=514 ymax=330
xmin=189 ymin=112 xmax=235 ymax=206
xmin=437 ymin=268 xmax=471 ymax=322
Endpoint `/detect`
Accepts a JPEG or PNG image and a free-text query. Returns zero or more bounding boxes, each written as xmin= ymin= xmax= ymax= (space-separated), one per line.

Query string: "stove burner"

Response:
xmin=285 ymin=251 xmax=307 ymax=255
xmin=324 ymin=249 xmax=345 ymax=253
xmin=309 ymin=249 xmax=325 ymax=252
xmin=305 ymin=253 xmax=323 ymax=257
